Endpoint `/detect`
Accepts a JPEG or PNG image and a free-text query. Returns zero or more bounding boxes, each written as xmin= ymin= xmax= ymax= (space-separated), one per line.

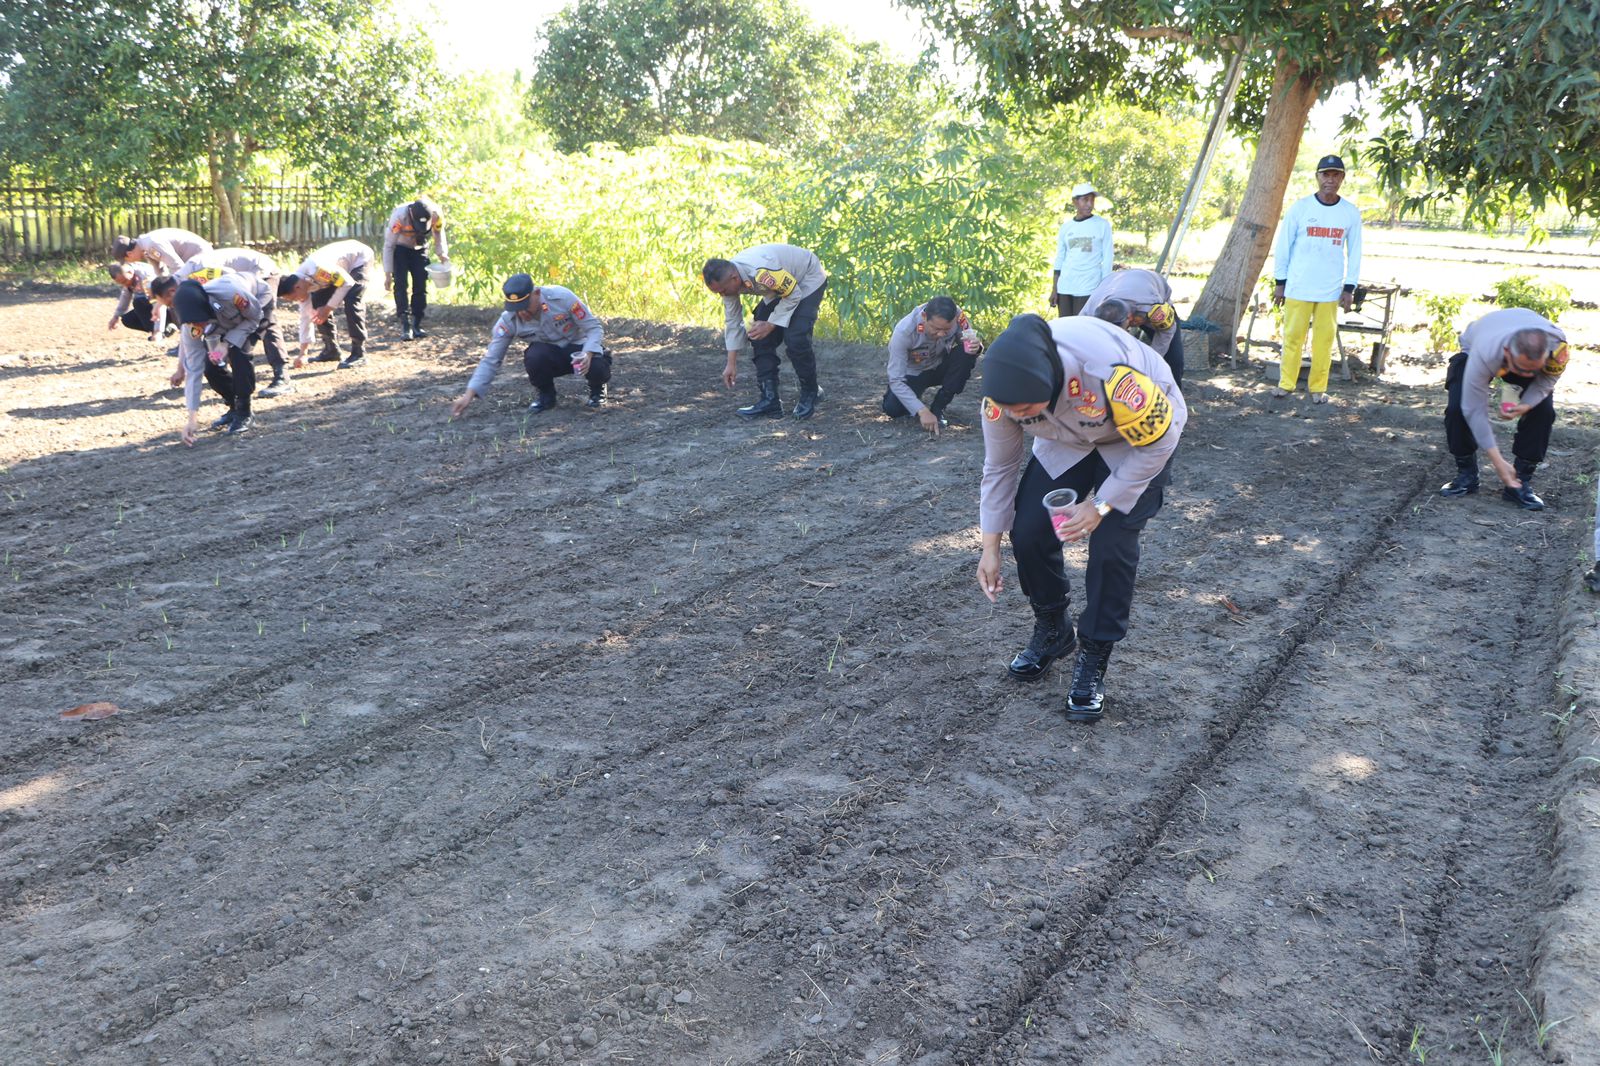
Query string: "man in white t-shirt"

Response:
xmin=1270 ymin=155 xmax=1363 ymax=404
xmin=1050 ymin=182 xmax=1114 ymax=317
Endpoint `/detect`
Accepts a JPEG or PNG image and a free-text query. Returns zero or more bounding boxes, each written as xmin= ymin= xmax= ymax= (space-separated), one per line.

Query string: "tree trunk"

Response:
xmin=207 ymin=143 xmax=241 ymax=245
xmin=1191 ymin=55 xmax=1321 ymax=360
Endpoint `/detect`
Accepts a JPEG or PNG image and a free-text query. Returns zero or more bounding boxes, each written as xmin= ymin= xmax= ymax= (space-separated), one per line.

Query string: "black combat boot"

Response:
xmin=1065 ymin=638 xmax=1113 ymax=722
xmin=1438 ymin=454 xmax=1479 ymax=497
xmin=311 ymin=321 xmax=341 ymax=362
xmin=1007 ymin=601 xmax=1076 ymax=682
xmin=793 ymin=379 xmax=822 ymax=420
xmin=1503 ymin=457 xmax=1545 ymax=510
xmin=412 ymin=315 xmax=428 ymax=340
xmin=738 ymin=376 xmax=782 ymax=419
xmin=528 ymin=390 xmax=558 ymax=414
xmin=586 ymin=383 xmax=607 ymax=409
xmin=1585 ymin=564 xmax=1600 ymax=594
xmin=397 ymin=310 xmax=413 ymax=341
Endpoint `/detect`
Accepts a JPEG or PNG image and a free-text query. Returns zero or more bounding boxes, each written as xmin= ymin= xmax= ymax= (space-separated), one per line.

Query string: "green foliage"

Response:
xmin=1419 ymin=291 xmax=1467 ymax=352
xmin=1493 ymin=274 xmax=1571 ymax=322
xmin=0 ymin=0 xmax=445 ymax=224
xmin=440 ymin=137 xmax=789 ymax=323
xmin=528 ymin=0 xmax=910 ymax=154
xmin=791 ymin=122 xmax=1049 ymax=339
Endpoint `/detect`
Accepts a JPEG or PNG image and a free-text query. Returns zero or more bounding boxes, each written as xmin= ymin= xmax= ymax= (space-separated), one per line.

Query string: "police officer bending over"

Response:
xmin=1439 ymin=307 xmax=1569 ymax=510
xmin=976 ymin=314 xmax=1186 ymax=722
xmin=882 ymin=296 xmax=983 ymax=434
xmin=106 ymin=262 xmax=168 ymax=339
xmin=702 ymin=243 xmax=828 ymax=420
xmin=450 ymin=273 xmax=612 ymax=418
xmin=168 ymin=273 xmax=268 ymax=443
xmin=1082 ymin=268 xmax=1183 ymax=384
xmin=278 ymin=239 xmax=374 ymax=370
xmin=383 ymin=196 xmax=448 ymax=340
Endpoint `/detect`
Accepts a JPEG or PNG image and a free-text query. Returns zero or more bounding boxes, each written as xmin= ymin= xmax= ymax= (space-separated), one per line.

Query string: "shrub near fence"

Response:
xmin=0 ymin=183 xmax=382 ymax=259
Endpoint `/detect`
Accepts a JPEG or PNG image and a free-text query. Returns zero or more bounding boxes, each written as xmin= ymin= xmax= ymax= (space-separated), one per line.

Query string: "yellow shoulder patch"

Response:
xmin=1106 ymin=364 xmax=1173 ymax=447
xmin=752 ymin=268 xmax=798 ymax=298
xmin=1145 ymin=302 xmax=1176 ymax=330
xmin=1546 ymin=341 xmax=1570 ymax=378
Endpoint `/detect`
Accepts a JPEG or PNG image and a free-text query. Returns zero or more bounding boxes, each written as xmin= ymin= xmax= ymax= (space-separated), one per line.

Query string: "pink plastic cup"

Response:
xmin=571 ymin=354 xmax=586 ymax=376
xmin=1501 ymin=401 xmax=1518 ymax=416
xmin=1042 ymin=488 xmax=1079 ymax=540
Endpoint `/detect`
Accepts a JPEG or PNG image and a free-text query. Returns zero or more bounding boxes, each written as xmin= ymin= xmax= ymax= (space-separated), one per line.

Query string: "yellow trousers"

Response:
xmin=1279 ymin=298 xmax=1337 ymax=394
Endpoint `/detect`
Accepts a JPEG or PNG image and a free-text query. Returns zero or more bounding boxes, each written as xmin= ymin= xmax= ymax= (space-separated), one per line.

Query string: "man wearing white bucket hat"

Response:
xmin=383 ymin=196 xmax=449 ymax=341
xmin=1050 ymin=182 xmax=1113 ymax=317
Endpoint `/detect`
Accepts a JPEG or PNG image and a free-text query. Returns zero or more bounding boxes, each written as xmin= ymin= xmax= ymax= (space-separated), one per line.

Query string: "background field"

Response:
xmin=3 ymin=281 xmax=1599 ymax=1064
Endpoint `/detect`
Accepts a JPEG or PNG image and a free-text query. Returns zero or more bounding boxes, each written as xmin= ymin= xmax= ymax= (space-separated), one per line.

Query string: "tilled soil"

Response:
xmin=2 ymin=288 xmax=1597 ymax=1066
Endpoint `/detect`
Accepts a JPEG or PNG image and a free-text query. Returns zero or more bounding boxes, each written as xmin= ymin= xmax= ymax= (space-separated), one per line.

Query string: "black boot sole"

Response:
xmin=1063 ymin=701 xmax=1104 ymax=723
xmin=1006 ymin=638 xmax=1077 ymax=682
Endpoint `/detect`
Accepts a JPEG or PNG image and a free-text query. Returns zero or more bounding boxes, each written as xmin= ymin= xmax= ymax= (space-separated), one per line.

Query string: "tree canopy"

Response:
xmin=905 ymin=0 xmax=1600 ymax=342
xmin=0 ymin=0 xmax=444 ymax=240
xmin=528 ymin=0 xmax=930 ymax=154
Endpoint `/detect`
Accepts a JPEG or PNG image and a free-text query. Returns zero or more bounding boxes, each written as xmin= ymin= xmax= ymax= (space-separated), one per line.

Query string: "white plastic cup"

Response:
xmin=961 ymin=327 xmax=980 ymax=354
xmin=1042 ymin=488 xmax=1079 ymax=540
xmin=571 ymin=354 xmax=586 ymax=376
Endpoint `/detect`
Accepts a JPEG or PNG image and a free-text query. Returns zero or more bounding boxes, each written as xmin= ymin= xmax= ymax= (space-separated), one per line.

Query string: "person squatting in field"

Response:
xmin=167 ymin=272 xmax=271 ymax=442
xmin=881 ymin=296 xmax=983 ymax=434
xmin=976 ymin=313 xmax=1186 ymax=722
xmin=450 ymin=273 xmax=611 ymax=418
xmin=702 ymin=243 xmax=828 ymax=420
xmin=1270 ymin=155 xmax=1363 ymax=404
xmin=278 ymin=239 xmax=375 ymax=370
xmin=106 ymin=262 xmax=168 ymax=340
xmin=1438 ymin=306 xmax=1570 ymax=511
xmin=1082 ymin=268 xmax=1183 ymax=384
xmin=383 ymin=196 xmax=449 ymax=341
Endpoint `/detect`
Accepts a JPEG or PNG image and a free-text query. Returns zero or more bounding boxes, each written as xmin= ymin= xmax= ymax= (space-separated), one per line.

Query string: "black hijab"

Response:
xmin=981 ymin=313 xmax=1064 ymax=408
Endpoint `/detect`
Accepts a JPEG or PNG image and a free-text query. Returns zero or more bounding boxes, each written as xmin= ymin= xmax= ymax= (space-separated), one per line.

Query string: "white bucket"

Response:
xmin=425 ymin=261 xmax=453 ymax=289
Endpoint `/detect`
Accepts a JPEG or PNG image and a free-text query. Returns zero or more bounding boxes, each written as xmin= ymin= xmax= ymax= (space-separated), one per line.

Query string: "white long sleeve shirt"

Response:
xmin=1272 ymin=194 xmax=1363 ymax=303
xmin=1052 ymin=215 xmax=1113 ymax=297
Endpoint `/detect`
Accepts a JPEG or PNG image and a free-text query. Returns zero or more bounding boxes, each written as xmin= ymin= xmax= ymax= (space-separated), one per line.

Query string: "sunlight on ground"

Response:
xmin=0 ymin=772 xmax=68 ymax=812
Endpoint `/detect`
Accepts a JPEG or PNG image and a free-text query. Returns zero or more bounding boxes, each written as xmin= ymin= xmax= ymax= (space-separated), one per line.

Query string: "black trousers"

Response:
xmin=257 ymin=285 xmax=285 ymax=376
xmin=1444 ymin=351 xmax=1554 ymax=464
xmin=310 ymin=264 xmax=367 ymax=357
xmin=751 ymin=281 xmax=826 ymax=386
xmin=1055 ymin=293 xmax=1089 ymax=317
xmin=524 ymin=342 xmax=613 ymax=393
xmin=392 ymin=244 xmax=429 ymax=321
xmin=120 ymin=295 xmax=156 ymax=333
xmin=1144 ymin=329 xmax=1183 ymax=385
xmin=1011 ymin=452 xmax=1171 ymax=643
xmin=881 ymin=349 xmax=978 ymax=418
xmin=202 ymin=343 xmax=257 ymax=418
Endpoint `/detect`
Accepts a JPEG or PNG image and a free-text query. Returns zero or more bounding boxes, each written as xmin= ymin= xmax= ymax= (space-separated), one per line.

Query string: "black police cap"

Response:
xmin=1316 ymin=155 xmax=1346 ymax=173
xmin=173 ymin=279 xmax=214 ymax=324
xmin=503 ymin=272 xmax=535 ymax=310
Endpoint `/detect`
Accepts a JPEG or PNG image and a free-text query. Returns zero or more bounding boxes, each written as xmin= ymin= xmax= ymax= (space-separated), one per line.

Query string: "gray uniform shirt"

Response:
xmin=382 ymin=197 xmax=449 ymax=273
xmin=1457 ymin=308 xmax=1568 ymax=454
xmin=1081 ymin=269 xmax=1176 ymax=357
xmin=136 ymin=229 xmax=214 ymax=275
xmin=180 ymin=247 xmax=278 ymax=281
xmin=721 ymin=244 xmax=827 ymax=351
xmin=886 ymin=305 xmax=972 ymax=415
xmin=466 ymin=286 xmax=605 ymax=396
xmin=111 ymin=262 xmax=159 ymax=331
xmin=980 ymin=316 xmax=1187 ymax=534
xmin=177 ymin=273 xmax=267 ymax=413
xmin=291 ymin=240 xmax=374 ymax=345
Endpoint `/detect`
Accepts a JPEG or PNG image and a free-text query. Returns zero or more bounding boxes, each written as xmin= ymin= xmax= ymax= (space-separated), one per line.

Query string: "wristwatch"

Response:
xmin=1091 ymin=496 xmax=1113 ymax=518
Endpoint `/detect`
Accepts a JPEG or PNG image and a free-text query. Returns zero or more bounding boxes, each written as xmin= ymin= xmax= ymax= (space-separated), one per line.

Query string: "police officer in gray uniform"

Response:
xmin=702 ymin=243 xmax=828 ymax=420
xmin=168 ymin=248 xmax=291 ymax=395
xmin=882 ymin=296 xmax=983 ymax=432
xmin=1439 ymin=307 xmax=1569 ymax=510
xmin=170 ymin=272 xmax=269 ymax=441
xmin=1082 ymin=268 xmax=1183 ymax=383
xmin=450 ymin=273 xmax=612 ymax=418
xmin=112 ymin=229 xmax=214 ymax=275
xmin=977 ymin=314 xmax=1186 ymax=721
xmin=106 ymin=262 xmax=166 ymax=337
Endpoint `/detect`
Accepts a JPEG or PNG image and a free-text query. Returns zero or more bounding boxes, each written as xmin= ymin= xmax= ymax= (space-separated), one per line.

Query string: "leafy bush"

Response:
xmin=439 ymin=137 xmax=790 ymax=326
xmin=1493 ymin=273 xmax=1570 ymax=322
xmin=1419 ymin=291 xmax=1467 ymax=352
